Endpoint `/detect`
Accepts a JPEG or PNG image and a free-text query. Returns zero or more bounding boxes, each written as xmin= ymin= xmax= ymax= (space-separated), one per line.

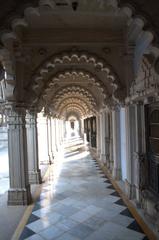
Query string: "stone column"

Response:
xmin=55 ymin=119 xmax=59 ymax=151
xmin=133 ymin=103 xmax=146 ymax=203
xmin=99 ymin=113 xmax=103 ymax=161
xmin=46 ymin=117 xmax=52 ymax=164
xmin=112 ymin=107 xmax=121 ymax=180
xmin=51 ymin=118 xmax=56 ymax=157
xmin=80 ymin=119 xmax=84 ymax=138
xmin=79 ymin=119 xmax=82 ymax=137
xmin=100 ymin=111 xmax=106 ymax=164
xmin=125 ymin=104 xmax=136 ymax=198
xmin=105 ymin=111 xmax=110 ymax=168
xmin=49 ymin=117 xmax=54 ymax=161
xmin=26 ymin=111 xmax=42 ymax=184
xmin=7 ymin=107 xmax=32 ymax=205
xmin=109 ymin=111 xmax=114 ymax=172
xmin=37 ymin=113 xmax=49 ymax=164
xmin=96 ymin=114 xmax=101 ymax=158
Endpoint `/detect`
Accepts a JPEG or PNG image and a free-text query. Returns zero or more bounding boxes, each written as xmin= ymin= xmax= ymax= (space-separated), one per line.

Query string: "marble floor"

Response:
xmin=19 ymin=138 xmax=149 ymax=240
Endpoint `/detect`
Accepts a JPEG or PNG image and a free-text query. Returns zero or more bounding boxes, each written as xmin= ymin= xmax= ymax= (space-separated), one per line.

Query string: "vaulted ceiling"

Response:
xmin=0 ymin=0 xmax=158 ymax=119
xmin=0 ymin=0 xmax=158 ymax=41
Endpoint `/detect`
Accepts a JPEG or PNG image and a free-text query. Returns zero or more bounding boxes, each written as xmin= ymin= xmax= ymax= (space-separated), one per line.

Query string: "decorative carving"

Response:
xmin=130 ymin=57 xmax=159 ymax=102
xmin=0 ymin=62 xmax=5 ymax=81
xmin=154 ymin=57 xmax=159 ymax=74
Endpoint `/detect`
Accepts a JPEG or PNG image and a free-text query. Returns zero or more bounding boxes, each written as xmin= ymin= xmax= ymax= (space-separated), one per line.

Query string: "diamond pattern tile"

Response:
xmin=19 ymin=138 xmax=149 ymax=240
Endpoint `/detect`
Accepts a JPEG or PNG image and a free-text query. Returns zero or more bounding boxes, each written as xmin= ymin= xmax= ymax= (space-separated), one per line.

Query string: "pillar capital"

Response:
xmin=26 ymin=110 xmax=37 ymax=128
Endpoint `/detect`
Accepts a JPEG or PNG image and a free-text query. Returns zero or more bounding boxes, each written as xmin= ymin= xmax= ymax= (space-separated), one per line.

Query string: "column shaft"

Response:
xmin=26 ymin=112 xmax=42 ymax=184
xmin=47 ymin=117 xmax=53 ymax=164
xmin=125 ymin=105 xmax=136 ymax=198
xmin=7 ymin=107 xmax=32 ymax=205
xmin=112 ymin=108 xmax=121 ymax=179
xmin=96 ymin=114 xmax=101 ymax=158
xmin=100 ymin=112 xmax=106 ymax=164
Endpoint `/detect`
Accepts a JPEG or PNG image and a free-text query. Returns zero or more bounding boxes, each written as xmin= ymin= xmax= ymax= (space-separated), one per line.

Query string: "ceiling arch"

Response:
xmin=0 ymin=1 xmax=156 ymax=55
xmin=37 ymin=69 xmax=109 ymax=110
xmin=49 ymin=85 xmax=97 ymax=118
xmin=55 ymin=102 xmax=88 ymax=119
xmin=0 ymin=0 xmax=158 ymax=111
xmin=66 ymin=112 xmax=80 ymax=121
xmin=30 ymin=51 xmax=120 ymax=99
xmin=28 ymin=50 xmax=121 ymax=112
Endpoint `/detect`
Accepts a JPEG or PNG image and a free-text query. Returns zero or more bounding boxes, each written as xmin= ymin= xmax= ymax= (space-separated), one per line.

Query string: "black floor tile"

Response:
xmin=27 ymin=214 xmax=40 ymax=224
xmin=120 ymin=208 xmax=134 ymax=219
xmin=101 ymin=175 xmax=106 ymax=178
xmin=107 ymin=184 xmax=115 ymax=189
xmin=127 ymin=220 xmax=144 ymax=233
xmin=32 ymin=203 xmax=43 ymax=211
xmin=142 ymin=236 xmax=149 ymax=240
xmin=110 ymin=191 xmax=120 ymax=197
xmin=114 ymin=199 xmax=126 ymax=206
xmin=19 ymin=227 xmax=35 ymax=240
xmin=104 ymin=179 xmax=111 ymax=184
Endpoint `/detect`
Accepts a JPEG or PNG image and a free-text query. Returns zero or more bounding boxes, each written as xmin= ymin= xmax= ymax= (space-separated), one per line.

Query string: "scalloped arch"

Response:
xmin=45 ymin=69 xmax=108 ymax=99
xmin=51 ymin=86 xmax=97 ymax=110
xmin=0 ymin=0 xmax=158 ymax=104
xmin=32 ymin=51 xmax=119 ymax=93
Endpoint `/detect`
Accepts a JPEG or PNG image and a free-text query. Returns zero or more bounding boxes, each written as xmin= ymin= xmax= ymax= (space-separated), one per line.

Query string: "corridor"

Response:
xmin=19 ymin=138 xmax=148 ymax=240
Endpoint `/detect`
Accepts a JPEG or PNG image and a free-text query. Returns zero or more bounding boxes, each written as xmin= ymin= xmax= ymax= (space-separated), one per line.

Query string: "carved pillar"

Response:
xmin=51 ymin=118 xmax=56 ymax=157
xmin=105 ymin=111 xmax=110 ymax=168
xmin=80 ymin=119 xmax=84 ymax=138
xmin=46 ymin=117 xmax=52 ymax=164
xmin=96 ymin=114 xmax=101 ymax=157
xmin=78 ymin=119 xmax=82 ymax=137
xmin=59 ymin=119 xmax=64 ymax=144
xmin=26 ymin=111 xmax=42 ymax=184
xmin=125 ymin=104 xmax=136 ymax=199
xmin=100 ymin=111 xmax=106 ymax=164
xmin=133 ymin=103 xmax=146 ymax=203
xmin=55 ymin=118 xmax=59 ymax=151
xmin=49 ymin=117 xmax=54 ymax=161
xmin=7 ymin=106 xmax=32 ymax=205
xmin=37 ymin=113 xmax=49 ymax=163
xmin=112 ymin=107 xmax=121 ymax=180
xmin=109 ymin=111 xmax=114 ymax=172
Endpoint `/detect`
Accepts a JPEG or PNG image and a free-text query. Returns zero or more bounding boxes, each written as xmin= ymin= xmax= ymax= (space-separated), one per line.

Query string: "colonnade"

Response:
xmin=5 ymin=103 xmax=150 ymax=209
xmin=84 ymin=103 xmax=145 ymax=203
xmin=7 ymin=107 xmax=64 ymax=205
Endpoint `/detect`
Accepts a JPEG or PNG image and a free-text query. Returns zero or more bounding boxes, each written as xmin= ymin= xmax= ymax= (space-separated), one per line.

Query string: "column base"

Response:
xmin=109 ymin=160 xmax=114 ymax=172
xmin=97 ymin=149 xmax=101 ymax=158
xmin=48 ymin=154 xmax=54 ymax=164
xmin=100 ymin=154 xmax=106 ymax=164
xmin=8 ymin=185 xmax=32 ymax=205
xmin=124 ymin=180 xmax=136 ymax=199
xmin=29 ymin=170 xmax=42 ymax=184
xmin=113 ymin=167 xmax=121 ymax=180
xmin=106 ymin=159 xmax=110 ymax=169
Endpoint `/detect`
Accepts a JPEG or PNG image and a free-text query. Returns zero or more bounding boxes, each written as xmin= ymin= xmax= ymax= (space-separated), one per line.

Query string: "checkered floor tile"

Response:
xmin=19 ymin=138 xmax=149 ymax=240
